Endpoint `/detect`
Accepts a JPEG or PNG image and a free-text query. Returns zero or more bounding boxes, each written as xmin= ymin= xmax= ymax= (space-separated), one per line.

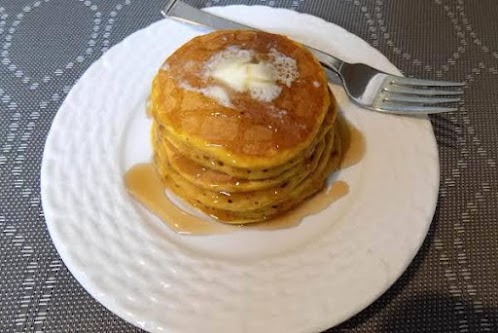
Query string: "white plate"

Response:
xmin=41 ymin=6 xmax=439 ymax=333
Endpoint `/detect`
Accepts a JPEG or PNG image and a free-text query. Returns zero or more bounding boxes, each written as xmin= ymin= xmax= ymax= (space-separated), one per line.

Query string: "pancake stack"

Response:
xmin=149 ymin=30 xmax=343 ymax=224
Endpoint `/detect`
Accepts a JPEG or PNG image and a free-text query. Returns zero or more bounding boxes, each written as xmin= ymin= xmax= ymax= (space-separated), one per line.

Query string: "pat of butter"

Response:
xmin=211 ymin=60 xmax=277 ymax=93
xmin=204 ymin=46 xmax=298 ymax=103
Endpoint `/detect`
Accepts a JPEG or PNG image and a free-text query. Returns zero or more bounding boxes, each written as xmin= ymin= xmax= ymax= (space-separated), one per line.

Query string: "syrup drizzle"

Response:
xmin=124 ymin=117 xmax=364 ymax=235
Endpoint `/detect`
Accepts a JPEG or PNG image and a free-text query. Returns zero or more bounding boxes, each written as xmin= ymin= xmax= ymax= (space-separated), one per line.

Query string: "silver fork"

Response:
xmin=162 ymin=0 xmax=464 ymax=115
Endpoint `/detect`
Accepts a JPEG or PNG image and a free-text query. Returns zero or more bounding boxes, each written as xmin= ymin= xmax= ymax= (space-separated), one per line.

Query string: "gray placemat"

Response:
xmin=1 ymin=0 xmax=497 ymax=332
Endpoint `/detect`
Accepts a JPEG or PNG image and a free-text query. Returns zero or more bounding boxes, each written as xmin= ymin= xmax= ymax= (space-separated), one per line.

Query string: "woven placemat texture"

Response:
xmin=1 ymin=0 xmax=497 ymax=332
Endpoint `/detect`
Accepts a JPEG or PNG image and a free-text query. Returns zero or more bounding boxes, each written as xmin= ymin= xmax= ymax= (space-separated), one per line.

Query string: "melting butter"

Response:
xmin=211 ymin=61 xmax=275 ymax=90
xmin=205 ymin=46 xmax=299 ymax=103
xmin=179 ymin=82 xmax=232 ymax=107
xmin=211 ymin=59 xmax=281 ymax=102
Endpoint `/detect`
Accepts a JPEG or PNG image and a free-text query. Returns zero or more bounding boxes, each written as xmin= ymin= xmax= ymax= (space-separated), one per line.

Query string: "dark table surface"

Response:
xmin=1 ymin=0 xmax=498 ymax=332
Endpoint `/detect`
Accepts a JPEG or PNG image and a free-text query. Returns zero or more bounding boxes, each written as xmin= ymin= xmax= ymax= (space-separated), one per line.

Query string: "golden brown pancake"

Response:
xmin=152 ymin=98 xmax=337 ymax=182
xmin=154 ymin=132 xmax=329 ymax=212
xmin=154 ymin=126 xmax=342 ymax=223
xmin=150 ymin=30 xmax=330 ymax=169
xmin=149 ymin=30 xmax=343 ymax=223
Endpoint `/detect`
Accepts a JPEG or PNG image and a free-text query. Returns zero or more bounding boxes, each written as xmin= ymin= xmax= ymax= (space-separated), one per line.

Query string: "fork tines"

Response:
xmin=381 ymin=77 xmax=464 ymax=113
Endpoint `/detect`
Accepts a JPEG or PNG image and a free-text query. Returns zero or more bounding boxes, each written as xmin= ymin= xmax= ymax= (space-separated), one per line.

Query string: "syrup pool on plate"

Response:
xmin=124 ymin=117 xmax=365 ymax=235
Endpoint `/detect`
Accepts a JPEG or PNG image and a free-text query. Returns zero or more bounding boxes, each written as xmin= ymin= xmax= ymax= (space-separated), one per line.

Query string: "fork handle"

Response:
xmin=162 ymin=0 xmax=345 ymax=73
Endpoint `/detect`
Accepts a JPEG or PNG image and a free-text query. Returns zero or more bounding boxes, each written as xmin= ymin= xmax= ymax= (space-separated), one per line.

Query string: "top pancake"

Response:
xmin=150 ymin=30 xmax=330 ymax=169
